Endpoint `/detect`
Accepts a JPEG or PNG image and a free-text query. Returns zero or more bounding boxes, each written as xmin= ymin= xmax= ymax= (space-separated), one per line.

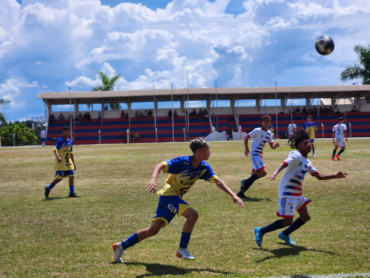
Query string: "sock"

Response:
xmin=260 ymin=220 xmax=284 ymax=234
xmin=312 ymin=147 xmax=315 ymax=155
xmin=69 ymin=185 xmax=74 ymax=194
xmin=47 ymin=182 xmax=55 ymax=190
xmin=332 ymin=149 xmax=337 ymax=159
xmin=179 ymin=232 xmax=192 ymax=249
xmin=121 ymin=233 xmax=139 ymax=250
xmin=240 ymin=174 xmax=259 ymax=193
xmin=282 ymin=217 xmax=305 ymax=236
xmin=338 ymin=148 xmax=345 ymax=156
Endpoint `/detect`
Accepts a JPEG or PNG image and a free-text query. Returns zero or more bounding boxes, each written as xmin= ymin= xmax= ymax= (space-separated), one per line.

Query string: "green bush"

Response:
xmin=0 ymin=122 xmax=38 ymax=146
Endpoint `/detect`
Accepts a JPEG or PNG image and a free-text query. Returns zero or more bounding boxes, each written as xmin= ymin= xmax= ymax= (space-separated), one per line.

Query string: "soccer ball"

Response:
xmin=315 ymin=35 xmax=335 ymax=55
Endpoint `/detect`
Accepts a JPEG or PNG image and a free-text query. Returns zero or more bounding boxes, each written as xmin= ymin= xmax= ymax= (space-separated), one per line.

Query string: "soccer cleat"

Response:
xmin=278 ymin=232 xmax=296 ymax=245
xmin=112 ymin=242 xmax=124 ymax=263
xmin=176 ymin=248 xmax=195 ymax=260
xmin=331 ymin=158 xmax=335 ymax=161
xmin=254 ymin=227 xmax=264 ymax=247
xmin=237 ymin=192 xmax=249 ymax=200
xmin=44 ymin=187 xmax=50 ymax=199
xmin=312 ymin=154 xmax=316 ymax=157
xmin=336 ymin=154 xmax=340 ymax=160
xmin=69 ymin=192 xmax=80 ymax=198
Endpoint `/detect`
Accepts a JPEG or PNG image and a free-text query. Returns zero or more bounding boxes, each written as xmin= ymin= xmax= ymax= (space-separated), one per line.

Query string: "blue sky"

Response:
xmin=2 ymin=0 xmax=370 ymax=121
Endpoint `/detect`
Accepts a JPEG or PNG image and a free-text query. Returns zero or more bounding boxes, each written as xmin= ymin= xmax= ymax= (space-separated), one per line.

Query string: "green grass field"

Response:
xmin=0 ymin=139 xmax=369 ymax=277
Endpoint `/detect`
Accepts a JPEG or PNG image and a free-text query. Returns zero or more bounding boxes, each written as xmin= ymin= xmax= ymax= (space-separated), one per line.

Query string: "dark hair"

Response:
xmin=62 ymin=126 xmax=71 ymax=131
xmin=288 ymin=130 xmax=310 ymax=149
xmin=338 ymin=116 xmax=344 ymax=121
xmin=190 ymin=137 xmax=208 ymax=153
xmin=307 ymin=115 xmax=312 ymax=119
xmin=261 ymin=115 xmax=271 ymax=122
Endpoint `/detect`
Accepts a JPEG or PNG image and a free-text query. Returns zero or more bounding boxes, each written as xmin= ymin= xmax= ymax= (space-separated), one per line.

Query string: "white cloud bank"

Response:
xmin=0 ymin=0 xmax=370 ymax=120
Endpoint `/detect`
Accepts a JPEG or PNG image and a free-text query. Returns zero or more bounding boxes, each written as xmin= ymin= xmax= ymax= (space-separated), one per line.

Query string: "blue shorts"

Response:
xmin=152 ymin=195 xmax=190 ymax=226
xmin=310 ymin=139 xmax=315 ymax=143
xmin=55 ymin=170 xmax=75 ymax=179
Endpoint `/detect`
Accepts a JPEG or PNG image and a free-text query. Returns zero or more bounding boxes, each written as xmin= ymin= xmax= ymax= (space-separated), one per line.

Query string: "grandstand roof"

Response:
xmin=38 ymin=85 xmax=370 ymax=105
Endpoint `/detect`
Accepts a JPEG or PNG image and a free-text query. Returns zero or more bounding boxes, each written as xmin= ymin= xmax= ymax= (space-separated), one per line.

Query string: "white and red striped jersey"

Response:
xmin=278 ymin=151 xmax=318 ymax=198
xmin=247 ymin=127 xmax=273 ymax=158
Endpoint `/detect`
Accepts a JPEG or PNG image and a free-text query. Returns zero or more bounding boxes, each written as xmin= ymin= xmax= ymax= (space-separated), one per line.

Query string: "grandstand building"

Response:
xmin=38 ymin=85 xmax=370 ymax=144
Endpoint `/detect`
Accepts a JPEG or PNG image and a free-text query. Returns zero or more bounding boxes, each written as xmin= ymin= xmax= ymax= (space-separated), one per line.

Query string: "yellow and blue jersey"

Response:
xmin=303 ymin=121 xmax=317 ymax=139
xmin=54 ymin=137 xmax=74 ymax=171
xmin=157 ymin=156 xmax=219 ymax=198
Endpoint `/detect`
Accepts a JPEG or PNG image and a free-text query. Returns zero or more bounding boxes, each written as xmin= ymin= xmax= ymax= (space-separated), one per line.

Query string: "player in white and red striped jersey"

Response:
xmin=332 ymin=116 xmax=348 ymax=160
xmin=253 ymin=130 xmax=347 ymax=247
xmin=237 ymin=115 xmax=280 ymax=200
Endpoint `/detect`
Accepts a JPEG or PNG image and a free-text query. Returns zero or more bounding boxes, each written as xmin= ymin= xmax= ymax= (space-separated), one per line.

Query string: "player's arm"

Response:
xmin=269 ymin=141 xmax=280 ymax=149
xmin=344 ymin=129 xmax=348 ymax=141
xmin=244 ymin=135 xmax=250 ymax=156
xmin=268 ymin=162 xmax=286 ymax=180
xmin=146 ymin=162 xmax=165 ymax=193
xmin=213 ymin=178 xmax=244 ymax=207
xmin=70 ymin=153 xmax=76 ymax=170
xmin=53 ymin=149 xmax=62 ymax=163
xmin=332 ymin=130 xmax=335 ymax=144
xmin=311 ymin=171 xmax=347 ymax=180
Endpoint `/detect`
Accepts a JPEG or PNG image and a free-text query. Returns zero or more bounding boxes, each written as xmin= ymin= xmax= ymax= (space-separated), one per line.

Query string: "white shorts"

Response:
xmin=250 ymin=155 xmax=265 ymax=171
xmin=277 ymin=196 xmax=311 ymax=219
xmin=334 ymin=137 xmax=346 ymax=148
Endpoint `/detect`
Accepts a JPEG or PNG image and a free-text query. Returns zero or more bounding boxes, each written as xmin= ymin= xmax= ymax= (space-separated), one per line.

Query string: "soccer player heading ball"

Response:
xmin=254 ymin=130 xmax=347 ymax=247
xmin=112 ymin=137 xmax=244 ymax=263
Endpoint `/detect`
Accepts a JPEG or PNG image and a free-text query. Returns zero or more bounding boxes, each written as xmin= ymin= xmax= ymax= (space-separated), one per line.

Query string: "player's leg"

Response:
xmin=113 ymin=219 xmax=165 ymax=263
xmin=254 ymin=197 xmax=293 ymax=247
xmin=279 ymin=197 xmax=311 ymax=244
xmin=112 ymin=196 xmax=176 ymax=262
xmin=332 ymin=144 xmax=338 ymax=160
xmin=44 ymin=172 xmax=63 ymax=199
xmin=67 ymin=171 xmax=79 ymax=197
xmin=238 ymin=157 xmax=265 ymax=199
xmin=337 ymin=145 xmax=345 ymax=160
xmin=176 ymin=207 xmax=198 ymax=259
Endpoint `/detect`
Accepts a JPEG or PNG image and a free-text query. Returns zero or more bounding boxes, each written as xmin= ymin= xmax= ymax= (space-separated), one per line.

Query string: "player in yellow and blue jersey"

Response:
xmin=112 ymin=137 xmax=244 ymax=263
xmin=303 ymin=115 xmax=317 ymax=157
xmin=44 ymin=126 xmax=80 ymax=199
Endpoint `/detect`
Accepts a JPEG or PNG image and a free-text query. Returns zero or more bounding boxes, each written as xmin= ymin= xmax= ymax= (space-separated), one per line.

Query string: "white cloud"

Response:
xmin=0 ymin=0 xmax=370 ymax=121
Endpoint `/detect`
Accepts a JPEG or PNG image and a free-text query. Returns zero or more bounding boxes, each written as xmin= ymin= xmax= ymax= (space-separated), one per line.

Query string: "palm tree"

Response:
xmin=341 ymin=45 xmax=370 ymax=85
xmin=93 ymin=71 xmax=121 ymax=110
xmin=0 ymin=98 xmax=10 ymax=126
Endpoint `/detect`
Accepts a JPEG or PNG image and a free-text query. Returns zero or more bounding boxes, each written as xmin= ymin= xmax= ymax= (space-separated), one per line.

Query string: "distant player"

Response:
xmin=254 ymin=130 xmax=347 ymax=247
xmin=332 ymin=117 xmax=348 ymax=160
xmin=237 ymin=115 xmax=280 ymax=200
xmin=303 ymin=115 xmax=317 ymax=157
xmin=44 ymin=126 xmax=80 ymax=199
xmin=40 ymin=128 xmax=47 ymax=147
xmin=287 ymin=120 xmax=297 ymax=140
xmin=112 ymin=137 xmax=243 ymax=263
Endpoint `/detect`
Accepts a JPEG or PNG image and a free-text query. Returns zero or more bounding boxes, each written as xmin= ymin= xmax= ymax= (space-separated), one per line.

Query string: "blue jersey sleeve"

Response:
xmin=54 ymin=137 xmax=63 ymax=150
xmin=199 ymin=162 xmax=217 ymax=182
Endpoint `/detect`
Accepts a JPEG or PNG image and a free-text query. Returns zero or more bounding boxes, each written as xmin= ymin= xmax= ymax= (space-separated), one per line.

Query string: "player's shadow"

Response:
xmin=241 ymin=197 xmax=271 ymax=202
xmin=255 ymin=244 xmax=336 ymax=263
xmin=115 ymin=261 xmax=236 ymax=277
xmin=43 ymin=196 xmax=69 ymax=201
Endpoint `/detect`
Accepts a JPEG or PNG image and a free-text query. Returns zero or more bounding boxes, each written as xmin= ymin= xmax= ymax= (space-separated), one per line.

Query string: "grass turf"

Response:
xmin=0 ymin=139 xmax=369 ymax=277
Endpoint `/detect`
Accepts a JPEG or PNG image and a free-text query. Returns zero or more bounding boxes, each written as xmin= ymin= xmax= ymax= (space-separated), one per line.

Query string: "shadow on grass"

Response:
xmin=255 ymin=244 xmax=337 ymax=263
xmin=44 ymin=196 xmax=70 ymax=201
xmin=113 ymin=261 xmax=236 ymax=277
xmin=242 ymin=197 xmax=272 ymax=202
